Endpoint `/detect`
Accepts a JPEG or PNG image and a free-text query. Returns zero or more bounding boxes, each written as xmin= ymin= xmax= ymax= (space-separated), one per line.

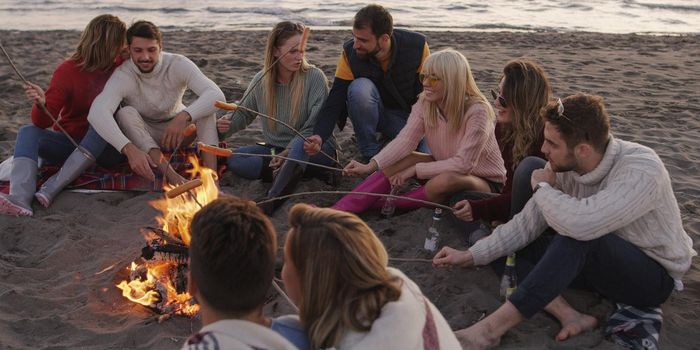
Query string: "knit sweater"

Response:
xmin=337 ymin=268 xmax=460 ymax=349
xmin=469 ymin=136 xmax=697 ymax=282
xmin=88 ymin=52 xmax=225 ymax=152
xmin=372 ymin=98 xmax=507 ymax=183
xmin=222 ymin=66 xmax=329 ymax=149
xmin=181 ymin=319 xmax=297 ymax=350
xmin=32 ymin=58 xmax=119 ymax=139
xmin=469 ymin=124 xmax=545 ymax=222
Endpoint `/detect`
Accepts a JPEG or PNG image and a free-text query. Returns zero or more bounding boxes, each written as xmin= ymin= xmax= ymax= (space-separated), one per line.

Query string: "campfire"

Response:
xmin=116 ymin=156 xmax=218 ymax=317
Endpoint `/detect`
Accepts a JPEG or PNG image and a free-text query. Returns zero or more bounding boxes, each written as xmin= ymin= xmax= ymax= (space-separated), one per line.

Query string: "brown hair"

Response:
xmin=543 ymin=93 xmax=610 ymax=153
xmin=189 ymin=195 xmax=277 ymax=315
xmin=262 ymin=21 xmax=314 ymax=130
xmin=126 ymin=20 xmax=162 ymax=47
xmin=353 ymin=4 xmax=393 ymax=37
xmin=71 ymin=14 xmax=126 ymax=71
xmin=500 ymin=59 xmax=550 ymax=168
xmin=286 ymin=204 xmax=402 ymax=349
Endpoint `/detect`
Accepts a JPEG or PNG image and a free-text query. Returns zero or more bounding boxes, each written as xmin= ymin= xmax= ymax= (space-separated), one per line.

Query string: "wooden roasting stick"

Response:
xmin=197 ymin=142 xmax=343 ymax=172
xmin=256 ymin=190 xmax=454 ymax=212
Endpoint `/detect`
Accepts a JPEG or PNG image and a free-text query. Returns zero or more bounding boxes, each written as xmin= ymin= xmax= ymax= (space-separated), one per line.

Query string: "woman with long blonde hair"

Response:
xmin=281 ymin=204 xmax=459 ymax=349
xmin=217 ymin=21 xmax=335 ymax=214
xmin=0 ymin=14 xmax=127 ymax=216
xmin=337 ymin=49 xmax=506 ymax=213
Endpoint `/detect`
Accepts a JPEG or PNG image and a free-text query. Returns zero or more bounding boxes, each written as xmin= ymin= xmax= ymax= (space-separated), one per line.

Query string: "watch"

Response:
xmin=534 ymin=182 xmax=550 ymax=192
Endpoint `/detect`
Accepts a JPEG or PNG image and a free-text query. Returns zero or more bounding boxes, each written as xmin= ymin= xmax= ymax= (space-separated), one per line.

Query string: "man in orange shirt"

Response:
xmin=304 ymin=4 xmax=430 ymax=161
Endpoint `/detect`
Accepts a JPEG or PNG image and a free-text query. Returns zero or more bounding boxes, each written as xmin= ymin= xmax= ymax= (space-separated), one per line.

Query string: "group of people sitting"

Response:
xmin=0 ymin=3 xmax=695 ymax=350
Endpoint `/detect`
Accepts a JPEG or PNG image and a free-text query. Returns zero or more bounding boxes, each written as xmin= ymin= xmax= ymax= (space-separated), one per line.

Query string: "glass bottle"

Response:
xmin=423 ymin=208 xmax=443 ymax=253
xmin=499 ymin=253 xmax=517 ymax=300
xmin=381 ymin=186 xmax=398 ymax=218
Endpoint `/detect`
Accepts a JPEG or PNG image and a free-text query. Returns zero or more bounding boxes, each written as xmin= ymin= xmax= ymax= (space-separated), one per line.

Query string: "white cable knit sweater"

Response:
xmin=470 ymin=136 xmax=696 ymax=285
xmin=88 ymin=52 xmax=225 ymax=152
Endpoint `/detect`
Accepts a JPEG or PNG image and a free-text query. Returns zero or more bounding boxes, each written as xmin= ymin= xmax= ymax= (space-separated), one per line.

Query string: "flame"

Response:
xmin=117 ymin=156 xmax=218 ymax=317
xmin=150 ymin=156 xmax=218 ymax=246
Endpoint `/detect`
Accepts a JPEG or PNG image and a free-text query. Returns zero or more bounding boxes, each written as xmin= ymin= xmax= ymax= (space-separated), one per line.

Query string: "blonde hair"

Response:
xmin=263 ymin=21 xmax=311 ymax=130
xmin=500 ymin=59 xmax=550 ymax=168
xmin=71 ymin=14 xmax=126 ymax=72
xmin=286 ymin=204 xmax=402 ymax=350
xmin=420 ymin=49 xmax=494 ymax=133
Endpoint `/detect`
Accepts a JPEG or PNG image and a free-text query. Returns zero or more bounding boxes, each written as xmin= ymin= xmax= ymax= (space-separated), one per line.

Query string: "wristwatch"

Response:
xmin=534 ymin=182 xmax=550 ymax=193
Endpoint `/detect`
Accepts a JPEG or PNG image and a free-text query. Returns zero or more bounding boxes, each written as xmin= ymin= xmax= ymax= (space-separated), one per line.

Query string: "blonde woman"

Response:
xmin=0 ymin=14 xmax=127 ymax=216
xmin=217 ymin=21 xmax=334 ymax=214
xmin=337 ymin=48 xmax=506 ymax=213
xmin=281 ymin=204 xmax=459 ymax=349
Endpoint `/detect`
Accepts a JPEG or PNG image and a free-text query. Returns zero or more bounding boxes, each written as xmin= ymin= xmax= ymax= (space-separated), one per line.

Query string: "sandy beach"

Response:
xmin=0 ymin=29 xmax=698 ymax=349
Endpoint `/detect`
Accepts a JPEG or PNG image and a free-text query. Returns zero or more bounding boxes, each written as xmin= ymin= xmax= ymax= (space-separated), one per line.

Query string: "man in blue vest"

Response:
xmin=303 ymin=4 xmax=430 ymax=161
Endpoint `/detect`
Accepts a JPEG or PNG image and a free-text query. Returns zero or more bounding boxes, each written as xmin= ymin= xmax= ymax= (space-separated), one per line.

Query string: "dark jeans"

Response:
xmin=508 ymin=233 xmax=675 ymax=318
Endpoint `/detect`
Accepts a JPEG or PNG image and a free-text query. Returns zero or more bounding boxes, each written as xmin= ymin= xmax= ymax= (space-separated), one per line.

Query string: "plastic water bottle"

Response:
xmin=423 ymin=208 xmax=442 ymax=253
xmin=381 ymin=187 xmax=398 ymax=218
xmin=499 ymin=253 xmax=517 ymax=300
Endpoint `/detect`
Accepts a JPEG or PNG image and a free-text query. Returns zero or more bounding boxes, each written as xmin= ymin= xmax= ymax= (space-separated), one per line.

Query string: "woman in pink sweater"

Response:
xmin=336 ymin=49 xmax=506 ymax=213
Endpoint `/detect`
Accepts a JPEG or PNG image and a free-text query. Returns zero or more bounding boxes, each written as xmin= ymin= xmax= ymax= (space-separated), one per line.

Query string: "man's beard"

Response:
xmin=356 ymin=44 xmax=381 ymax=60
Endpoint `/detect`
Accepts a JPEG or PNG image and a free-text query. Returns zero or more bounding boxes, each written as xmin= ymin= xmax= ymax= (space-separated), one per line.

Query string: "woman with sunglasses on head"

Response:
xmin=451 ymin=60 xmax=550 ymax=242
xmin=217 ymin=21 xmax=335 ymax=215
xmin=0 ymin=14 xmax=127 ymax=217
xmin=281 ymin=204 xmax=460 ymax=349
xmin=336 ymin=48 xmax=506 ymax=213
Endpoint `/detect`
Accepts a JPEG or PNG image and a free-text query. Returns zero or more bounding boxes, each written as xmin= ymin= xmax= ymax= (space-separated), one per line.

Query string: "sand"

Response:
xmin=0 ymin=29 xmax=698 ymax=349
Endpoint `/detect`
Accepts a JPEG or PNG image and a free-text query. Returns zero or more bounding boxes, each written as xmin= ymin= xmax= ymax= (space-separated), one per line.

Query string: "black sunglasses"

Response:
xmin=490 ymin=89 xmax=507 ymax=107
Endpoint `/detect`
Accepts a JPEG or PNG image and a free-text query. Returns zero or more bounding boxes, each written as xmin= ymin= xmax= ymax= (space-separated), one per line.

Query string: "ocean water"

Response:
xmin=0 ymin=0 xmax=698 ymax=34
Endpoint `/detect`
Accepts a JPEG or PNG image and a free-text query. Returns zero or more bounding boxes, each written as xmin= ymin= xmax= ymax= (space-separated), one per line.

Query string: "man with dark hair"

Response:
xmin=182 ymin=196 xmax=297 ymax=350
xmin=88 ymin=20 xmax=224 ymax=184
xmin=303 ymin=4 xmax=430 ymax=161
xmin=434 ymin=93 xmax=696 ymax=348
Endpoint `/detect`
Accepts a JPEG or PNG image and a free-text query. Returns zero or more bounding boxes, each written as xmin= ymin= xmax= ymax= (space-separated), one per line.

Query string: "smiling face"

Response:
xmin=129 ymin=36 xmax=160 ymax=73
xmin=494 ymin=78 xmax=512 ymax=124
xmin=420 ymin=71 xmax=444 ymax=104
xmin=274 ymin=33 xmax=304 ymax=76
xmin=352 ymin=26 xmax=382 ymax=59
xmin=542 ymin=121 xmax=578 ymax=172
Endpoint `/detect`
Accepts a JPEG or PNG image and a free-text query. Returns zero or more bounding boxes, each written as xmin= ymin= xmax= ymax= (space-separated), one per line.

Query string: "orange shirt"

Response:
xmin=334 ymin=42 xmax=430 ymax=80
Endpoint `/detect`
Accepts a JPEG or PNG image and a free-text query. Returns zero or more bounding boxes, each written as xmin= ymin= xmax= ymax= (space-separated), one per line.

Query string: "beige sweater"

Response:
xmin=88 ymin=52 xmax=225 ymax=152
xmin=470 ymin=137 xmax=696 ymax=283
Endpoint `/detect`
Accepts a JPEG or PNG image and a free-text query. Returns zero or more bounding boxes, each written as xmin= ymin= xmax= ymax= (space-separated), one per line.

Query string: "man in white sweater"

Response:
xmin=434 ymin=93 xmax=696 ymax=349
xmin=88 ymin=21 xmax=224 ymax=183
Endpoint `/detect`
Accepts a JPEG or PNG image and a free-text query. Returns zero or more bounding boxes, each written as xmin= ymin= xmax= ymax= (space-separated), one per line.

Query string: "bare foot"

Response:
xmin=455 ymin=326 xmax=500 ymax=350
xmin=555 ymin=312 xmax=598 ymax=341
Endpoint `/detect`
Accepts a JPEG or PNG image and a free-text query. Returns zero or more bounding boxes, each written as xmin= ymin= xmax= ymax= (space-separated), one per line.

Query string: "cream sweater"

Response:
xmin=181 ymin=319 xmax=297 ymax=350
xmin=88 ymin=52 xmax=225 ymax=152
xmin=470 ymin=137 xmax=697 ymax=283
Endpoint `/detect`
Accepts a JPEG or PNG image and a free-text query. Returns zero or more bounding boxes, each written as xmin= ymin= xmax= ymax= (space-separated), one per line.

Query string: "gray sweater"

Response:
xmin=470 ymin=136 xmax=696 ymax=284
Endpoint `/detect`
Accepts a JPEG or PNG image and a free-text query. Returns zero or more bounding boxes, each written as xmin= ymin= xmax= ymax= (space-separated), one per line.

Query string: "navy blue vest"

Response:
xmin=343 ymin=29 xmax=426 ymax=113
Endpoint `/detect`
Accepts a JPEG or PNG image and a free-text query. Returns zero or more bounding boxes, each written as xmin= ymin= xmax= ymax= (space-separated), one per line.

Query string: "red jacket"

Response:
xmin=31 ymin=58 xmax=120 ymax=139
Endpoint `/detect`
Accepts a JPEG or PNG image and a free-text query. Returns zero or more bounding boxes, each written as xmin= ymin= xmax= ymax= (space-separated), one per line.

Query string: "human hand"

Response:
xmin=162 ymin=111 xmax=190 ymax=150
xmin=269 ymin=149 xmax=289 ymax=170
xmin=216 ymin=117 xmax=231 ymax=134
xmin=453 ymin=200 xmax=474 ymax=222
xmin=303 ymin=135 xmax=322 ymax=155
xmin=432 ymin=246 xmax=474 ymax=268
xmin=24 ymin=82 xmax=46 ymax=105
xmin=530 ymin=162 xmax=556 ymax=190
xmin=343 ymin=159 xmax=376 ymax=177
xmin=389 ymin=166 xmax=416 ymax=187
xmin=122 ymin=143 xmax=156 ymax=181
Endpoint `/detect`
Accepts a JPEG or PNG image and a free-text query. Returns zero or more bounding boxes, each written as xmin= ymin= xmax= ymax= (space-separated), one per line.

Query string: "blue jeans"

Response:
xmin=508 ymin=233 xmax=674 ymax=318
xmin=347 ymin=78 xmax=428 ymax=158
xmin=226 ymin=137 xmax=336 ymax=179
xmin=13 ymin=125 xmax=123 ymax=167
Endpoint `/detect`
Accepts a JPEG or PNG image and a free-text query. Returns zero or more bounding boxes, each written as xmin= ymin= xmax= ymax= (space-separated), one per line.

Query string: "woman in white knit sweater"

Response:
xmin=281 ymin=204 xmax=460 ymax=350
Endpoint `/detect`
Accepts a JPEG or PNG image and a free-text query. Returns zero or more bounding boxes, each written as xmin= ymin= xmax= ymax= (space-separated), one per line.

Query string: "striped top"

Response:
xmin=372 ymin=98 xmax=507 ymax=183
xmin=470 ymin=137 xmax=697 ymax=282
xmin=222 ymin=66 xmax=329 ymax=149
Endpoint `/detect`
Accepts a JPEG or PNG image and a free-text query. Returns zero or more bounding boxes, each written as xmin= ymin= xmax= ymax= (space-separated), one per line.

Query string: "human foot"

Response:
xmin=555 ymin=312 xmax=598 ymax=341
xmin=454 ymin=325 xmax=501 ymax=350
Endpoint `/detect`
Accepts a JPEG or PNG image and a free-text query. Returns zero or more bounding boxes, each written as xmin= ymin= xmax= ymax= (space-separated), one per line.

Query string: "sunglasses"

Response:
xmin=419 ymin=73 xmax=441 ymax=87
xmin=490 ymin=89 xmax=507 ymax=107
